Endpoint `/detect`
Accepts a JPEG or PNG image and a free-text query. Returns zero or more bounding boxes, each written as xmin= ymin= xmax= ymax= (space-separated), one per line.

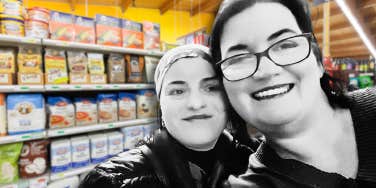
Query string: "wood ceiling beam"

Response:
xmin=159 ymin=0 xmax=182 ymax=15
xmin=313 ymin=14 xmax=349 ymax=31
xmin=362 ymin=0 xmax=376 ymax=8
xmin=190 ymin=0 xmax=220 ymax=16
xmin=331 ymin=38 xmax=365 ymax=48
xmin=120 ymin=0 xmax=133 ymax=12
xmin=331 ymin=50 xmax=370 ymax=57
xmin=311 ymin=2 xmax=341 ymax=20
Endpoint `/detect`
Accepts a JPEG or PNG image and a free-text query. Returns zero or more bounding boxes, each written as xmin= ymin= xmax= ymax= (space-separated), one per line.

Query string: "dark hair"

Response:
xmin=210 ymin=0 xmax=348 ymax=108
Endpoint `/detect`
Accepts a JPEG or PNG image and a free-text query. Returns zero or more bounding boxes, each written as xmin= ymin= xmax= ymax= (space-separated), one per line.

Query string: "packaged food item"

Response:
xmin=27 ymin=7 xmax=50 ymax=23
xmin=0 ymin=48 xmax=16 ymax=74
xmin=118 ymin=92 xmax=136 ymax=121
xmin=144 ymin=56 xmax=159 ymax=83
xmin=17 ymin=72 xmax=44 ymax=85
xmin=50 ymin=139 xmax=71 ymax=173
xmin=67 ymin=51 xmax=88 ymax=74
xmin=95 ymin=14 xmax=121 ymax=46
xmin=47 ymin=176 xmax=79 ymax=188
xmin=70 ymin=136 xmax=90 ymax=168
xmin=89 ymin=133 xmax=108 ymax=164
xmin=69 ymin=73 xmax=89 ymax=84
xmin=25 ymin=19 xmax=49 ymax=39
xmin=28 ymin=174 xmax=49 ymax=188
xmin=0 ymin=15 xmax=24 ymax=36
xmin=1 ymin=0 xmax=23 ymax=17
xmin=7 ymin=94 xmax=45 ymax=135
xmin=0 ymin=73 xmax=14 ymax=85
xmin=49 ymin=11 xmax=75 ymax=41
xmin=143 ymin=21 xmax=160 ymax=51
xmin=0 ymin=142 xmax=23 ymax=185
xmin=0 ymin=94 xmax=6 ymax=136
xmin=87 ymin=53 xmax=104 ymax=74
xmin=19 ymin=140 xmax=49 ymax=178
xmin=89 ymin=73 xmax=107 ymax=84
xmin=136 ymin=90 xmax=157 ymax=118
xmin=121 ymin=126 xmax=144 ymax=150
xmin=44 ymin=49 xmax=68 ymax=84
xmin=18 ymin=46 xmax=42 ymax=73
xmin=47 ymin=96 xmax=75 ymax=129
xmin=143 ymin=124 xmax=159 ymax=138
xmin=97 ymin=93 xmax=118 ymax=123
xmin=74 ymin=97 xmax=97 ymax=126
xmin=107 ymin=53 xmax=125 ymax=83
xmin=125 ymin=54 xmax=144 ymax=83
xmin=107 ymin=131 xmax=123 ymax=157
xmin=121 ymin=20 xmax=143 ymax=49
xmin=74 ymin=16 xmax=95 ymax=44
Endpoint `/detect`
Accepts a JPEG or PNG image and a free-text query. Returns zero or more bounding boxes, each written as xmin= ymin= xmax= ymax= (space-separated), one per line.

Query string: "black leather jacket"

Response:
xmin=80 ymin=129 xmax=254 ymax=188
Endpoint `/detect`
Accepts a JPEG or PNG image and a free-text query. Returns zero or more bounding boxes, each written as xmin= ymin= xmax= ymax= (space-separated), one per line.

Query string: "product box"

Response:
xmin=17 ymin=72 xmax=44 ymax=85
xmin=144 ymin=56 xmax=159 ymax=83
xmin=89 ymin=133 xmax=108 ymax=164
xmin=48 ymin=176 xmax=79 ymax=188
xmin=143 ymin=21 xmax=160 ymax=51
xmin=0 ymin=73 xmax=14 ymax=85
xmin=50 ymin=139 xmax=71 ymax=173
xmin=0 ymin=48 xmax=16 ymax=73
xmin=67 ymin=51 xmax=88 ymax=74
xmin=126 ymin=54 xmax=144 ymax=83
xmin=44 ymin=49 xmax=68 ymax=84
xmin=17 ymin=46 xmax=43 ymax=73
xmin=107 ymin=53 xmax=125 ymax=84
xmin=19 ymin=140 xmax=49 ymax=178
xmin=0 ymin=94 xmax=6 ymax=136
xmin=121 ymin=19 xmax=143 ymax=49
xmin=49 ymin=11 xmax=75 ymax=41
xmin=74 ymin=16 xmax=95 ymax=44
xmin=89 ymin=73 xmax=107 ymax=84
xmin=121 ymin=126 xmax=144 ymax=150
xmin=69 ymin=73 xmax=89 ymax=84
xmin=47 ymin=96 xmax=75 ymax=129
xmin=87 ymin=53 xmax=104 ymax=74
xmin=70 ymin=136 xmax=90 ymax=168
xmin=118 ymin=92 xmax=136 ymax=121
xmin=74 ymin=97 xmax=97 ymax=126
xmin=97 ymin=93 xmax=118 ymax=123
xmin=95 ymin=14 xmax=121 ymax=46
xmin=107 ymin=131 xmax=123 ymax=157
xmin=7 ymin=94 xmax=45 ymax=135
xmin=136 ymin=90 xmax=157 ymax=119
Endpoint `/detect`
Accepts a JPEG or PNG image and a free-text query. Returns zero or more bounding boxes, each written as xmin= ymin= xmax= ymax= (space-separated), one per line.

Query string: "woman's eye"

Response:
xmin=204 ymin=84 xmax=221 ymax=92
xmin=169 ymin=89 xmax=185 ymax=95
xmin=275 ymin=41 xmax=298 ymax=50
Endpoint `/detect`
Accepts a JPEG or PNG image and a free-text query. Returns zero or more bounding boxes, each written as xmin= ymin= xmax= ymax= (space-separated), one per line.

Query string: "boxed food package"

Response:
xmin=97 ymin=93 xmax=118 ymax=123
xmin=7 ymin=94 xmax=45 ymax=135
xmin=89 ymin=133 xmax=108 ymax=164
xmin=87 ymin=53 xmax=104 ymax=74
xmin=1 ymin=1 xmax=23 ymax=17
xmin=89 ymin=73 xmax=107 ymax=84
xmin=121 ymin=20 xmax=143 ymax=49
xmin=0 ymin=94 xmax=6 ymax=136
xmin=69 ymin=73 xmax=89 ymax=84
xmin=70 ymin=136 xmax=90 ymax=169
xmin=118 ymin=92 xmax=136 ymax=121
xmin=0 ymin=15 xmax=25 ymax=37
xmin=136 ymin=90 xmax=157 ymax=118
xmin=121 ymin=126 xmax=144 ymax=150
xmin=19 ymin=140 xmax=49 ymax=178
xmin=107 ymin=53 xmax=125 ymax=83
xmin=47 ymin=96 xmax=75 ymax=129
xmin=28 ymin=174 xmax=49 ymax=188
xmin=144 ymin=56 xmax=159 ymax=83
xmin=74 ymin=16 xmax=95 ymax=44
xmin=143 ymin=21 xmax=160 ymax=51
xmin=44 ymin=49 xmax=68 ymax=84
xmin=17 ymin=73 xmax=44 ymax=85
xmin=125 ymin=54 xmax=144 ymax=83
xmin=107 ymin=131 xmax=123 ymax=157
xmin=67 ymin=51 xmax=88 ymax=74
xmin=25 ymin=19 xmax=49 ymax=39
xmin=0 ymin=142 xmax=23 ymax=185
xmin=74 ymin=97 xmax=97 ymax=126
xmin=17 ymin=46 xmax=43 ymax=73
xmin=50 ymin=139 xmax=71 ymax=173
xmin=27 ymin=7 xmax=50 ymax=23
xmin=95 ymin=14 xmax=121 ymax=46
xmin=47 ymin=176 xmax=79 ymax=188
xmin=0 ymin=73 xmax=14 ymax=85
xmin=0 ymin=48 xmax=16 ymax=74
xmin=49 ymin=11 xmax=75 ymax=41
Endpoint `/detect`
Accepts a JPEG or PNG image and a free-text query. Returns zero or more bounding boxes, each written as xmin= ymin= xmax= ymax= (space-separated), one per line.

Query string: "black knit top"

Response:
xmin=229 ymin=87 xmax=376 ymax=188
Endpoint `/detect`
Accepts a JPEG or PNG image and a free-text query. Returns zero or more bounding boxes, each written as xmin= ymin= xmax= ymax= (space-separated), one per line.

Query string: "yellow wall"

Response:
xmin=24 ymin=1 xmax=215 ymax=44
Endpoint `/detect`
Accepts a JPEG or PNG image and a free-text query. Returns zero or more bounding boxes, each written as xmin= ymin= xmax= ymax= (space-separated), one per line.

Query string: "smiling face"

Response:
xmin=219 ymin=3 xmax=324 ymax=136
xmin=159 ymin=57 xmax=227 ymax=151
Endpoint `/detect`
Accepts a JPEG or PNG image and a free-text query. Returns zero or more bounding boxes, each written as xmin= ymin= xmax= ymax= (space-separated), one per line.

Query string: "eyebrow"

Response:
xmin=167 ymin=81 xmax=186 ymax=85
xmin=202 ymin=76 xmax=218 ymax=82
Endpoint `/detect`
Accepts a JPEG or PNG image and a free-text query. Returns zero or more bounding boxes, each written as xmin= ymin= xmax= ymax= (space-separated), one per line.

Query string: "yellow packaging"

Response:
xmin=0 ymin=93 xmax=6 ymax=136
xmin=89 ymin=74 xmax=107 ymax=84
xmin=87 ymin=53 xmax=104 ymax=74
xmin=0 ymin=15 xmax=24 ymax=36
xmin=0 ymin=48 xmax=16 ymax=73
xmin=17 ymin=72 xmax=44 ymax=85
xmin=0 ymin=73 xmax=14 ymax=85
xmin=44 ymin=49 xmax=68 ymax=84
xmin=17 ymin=46 xmax=43 ymax=73
xmin=69 ymin=73 xmax=89 ymax=84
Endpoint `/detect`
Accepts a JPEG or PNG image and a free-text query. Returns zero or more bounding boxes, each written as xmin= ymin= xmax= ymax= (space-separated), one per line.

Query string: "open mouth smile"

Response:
xmin=251 ymin=84 xmax=294 ymax=101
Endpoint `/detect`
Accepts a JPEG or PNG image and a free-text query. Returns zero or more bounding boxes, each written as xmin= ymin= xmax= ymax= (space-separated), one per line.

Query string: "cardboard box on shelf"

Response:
xmin=74 ymin=16 xmax=95 ymax=44
xmin=49 ymin=11 xmax=75 ymax=41
xmin=95 ymin=14 xmax=121 ymax=46
xmin=121 ymin=20 xmax=143 ymax=49
xmin=0 ymin=73 xmax=15 ymax=85
xmin=17 ymin=72 xmax=44 ymax=85
xmin=0 ymin=93 xmax=6 ymax=136
xmin=89 ymin=74 xmax=107 ymax=84
xmin=69 ymin=73 xmax=89 ymax=84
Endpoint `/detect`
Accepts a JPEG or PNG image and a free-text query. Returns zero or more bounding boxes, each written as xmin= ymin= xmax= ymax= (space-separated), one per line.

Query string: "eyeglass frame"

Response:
xmin=216 ymin=33 xmax=314 ymax=81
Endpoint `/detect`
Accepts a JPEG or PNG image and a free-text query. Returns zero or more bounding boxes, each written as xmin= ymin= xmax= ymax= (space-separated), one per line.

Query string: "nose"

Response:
xmin=252 ymin=56 xmax=283 ymax=80
xmin=187 ymin=90 xmax=207 ymax=110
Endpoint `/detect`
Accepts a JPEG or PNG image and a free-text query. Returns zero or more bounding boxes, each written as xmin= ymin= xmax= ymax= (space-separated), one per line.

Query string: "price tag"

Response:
xmin=57 ymin=130 xmax=65 ymax=135
xmin=74 ymin=85 xmax=82 ymax=89
xmin=112 ymin=85 xmax=119 ymax=89
xmin=51 ymin=85 xmax=60 ymax=90
xmin=19 ymin=86 xmax=30 ymax=90
xmin=22 ymin=38 xmax=38 ymax=44
xmin=108 ymin=124 xmax=114 ymax=128
xmin=136 ymin=84 xmax=142 ymax=88
xmin=58 ymin=173 xmax=65 ymax=178
xmin=95 ymin=85 xmax=103 ymax=89
xmin=21 ymin=134 xmax=31 ymax=140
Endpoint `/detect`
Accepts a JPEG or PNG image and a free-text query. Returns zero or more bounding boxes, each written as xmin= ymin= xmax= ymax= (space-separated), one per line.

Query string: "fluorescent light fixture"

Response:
xmin=334 ymin=0 xmax=376 ymax=58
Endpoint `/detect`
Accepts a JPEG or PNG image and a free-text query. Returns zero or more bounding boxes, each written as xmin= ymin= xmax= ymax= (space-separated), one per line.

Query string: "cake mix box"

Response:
xmin=143 ymin=21 xmax=160 ymax=51
xmin=0 ymin=94 xmax=6 ymax=136
xmin=70 ymin=136 xmax=90 ymax=168
xmin=49 ymin=11 xmax=75 ymax=41
xmin=44 ymin=49 xmax=68 ymax=84
xmin=50 ymin=139 xmax=71 ymax=173
xmin=118 ymin=92 xmax=136 ymax=121
xmin=47 ymin=96 xmax=75 ymax=129
xmin=97 ymin=93 xmax=118 ymax=123
xmin=121 ymin=126 xmax=144 ymax=150
xmin=7 ymin=94 xmax=45 ymax=135
xmin=95 ymin=14 xmax=121 ymax=46
xmin=136 ymin=90 xmax=157 ymax=119
xmin=121 ymin=19 xmax=143 ymax=49
xmin=89 ymin=133 xmax=108 ymax=164
xmin=74 ymin=16 xmax=95 ymax=44
xmin=74 ymin=97 xmax=97 ymax=126
xmin=107 ymin=131 xmax=123 ymax=157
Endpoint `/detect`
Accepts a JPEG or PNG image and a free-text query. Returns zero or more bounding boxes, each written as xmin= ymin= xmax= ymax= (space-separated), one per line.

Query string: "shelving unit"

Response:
xmin=49 ymin=165 xmax=96 ymax=181
xmin=44 ymin=84 xmax=154 ymax=92
xmin=0 ymin=85 xmax=45 ymax=93
xmin=0 ymin=131 xmax=46 ymax=145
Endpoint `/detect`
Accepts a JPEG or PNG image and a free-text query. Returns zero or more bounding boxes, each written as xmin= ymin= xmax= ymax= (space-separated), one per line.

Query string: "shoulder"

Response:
xmin=345 ymin=87 xmax=376 ymax=122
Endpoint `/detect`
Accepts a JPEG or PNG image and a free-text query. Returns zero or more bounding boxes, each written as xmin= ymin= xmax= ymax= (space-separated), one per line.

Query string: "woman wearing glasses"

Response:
xmin=210 ymin=0 xmax=376 ymax=187
xmin=80 ymin=44 xmax=254 ymax=188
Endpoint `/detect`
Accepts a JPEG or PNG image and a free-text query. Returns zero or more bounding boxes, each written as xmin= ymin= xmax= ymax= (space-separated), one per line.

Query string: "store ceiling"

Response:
xmin=38 ymin=0 xmax=376 ymax=58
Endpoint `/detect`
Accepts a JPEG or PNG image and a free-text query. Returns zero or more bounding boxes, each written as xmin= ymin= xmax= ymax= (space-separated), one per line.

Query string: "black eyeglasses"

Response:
xmin=216 ymin=33 xmax=313 ymax=81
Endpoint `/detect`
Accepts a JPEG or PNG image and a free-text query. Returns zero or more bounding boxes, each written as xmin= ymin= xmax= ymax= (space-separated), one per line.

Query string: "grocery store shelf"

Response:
xmin=0 ymin=85 xmax=45 ymax=93
xmin=359 ymin=72 xmax=375 ymax=76
xmin=48 ymin=118 xmax=157 ymax=138
xmin=0 ymin=34 xmax=41 ymax=46
xmin=42 ymin=39 xmax=164 ymax=57
xmin=0 ymin=131 xmax=47 ymax=145
xmin=50 ymin=164 xmax=96 ymax=181
xmin=44 ymin=83 xmax=154 ymax=91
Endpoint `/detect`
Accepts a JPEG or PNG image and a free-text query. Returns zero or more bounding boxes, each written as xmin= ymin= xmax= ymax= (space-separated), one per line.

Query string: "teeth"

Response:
xmin=255 ymin=85 xmax=289 ymax=98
